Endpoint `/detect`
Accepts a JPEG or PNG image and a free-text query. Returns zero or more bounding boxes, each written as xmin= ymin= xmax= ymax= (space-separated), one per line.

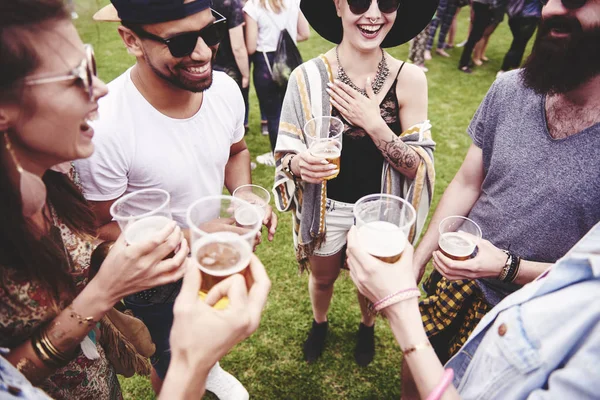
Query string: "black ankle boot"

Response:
xmin=354 ymin=323 xmax=375 ymax=367
xmin=303 ymin=320 xmax=328 ymax=363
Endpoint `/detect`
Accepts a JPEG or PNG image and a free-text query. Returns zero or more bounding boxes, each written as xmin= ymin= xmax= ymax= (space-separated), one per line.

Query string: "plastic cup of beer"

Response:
xmin=303 ymin=116 xmax=343 ymax=180
xmin=186 ymin=195 xmax=262 ymax=308
xmin=109 ymin=189 xmax=174 ymax=250
xmin=438 ymin=216 xmax=482 ymax=260
xmin=353 ymin=194 xmax=416 ymax=263
xmin=232 ymin=184 xmax=270 ymax=222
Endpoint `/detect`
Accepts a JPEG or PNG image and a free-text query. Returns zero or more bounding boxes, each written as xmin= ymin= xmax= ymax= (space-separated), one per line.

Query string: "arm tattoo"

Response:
xmin=376 ymin=135 xmax=419 ymax=171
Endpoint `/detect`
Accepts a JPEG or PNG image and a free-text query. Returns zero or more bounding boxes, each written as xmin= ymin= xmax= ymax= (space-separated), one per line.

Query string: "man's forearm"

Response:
xmin=513 ymin=260 xmax=552 ymax=285
xmin=232 ymin=48 xmax=250 ymax=83
xmin=225 ymin=148 xmax=252 ymax=193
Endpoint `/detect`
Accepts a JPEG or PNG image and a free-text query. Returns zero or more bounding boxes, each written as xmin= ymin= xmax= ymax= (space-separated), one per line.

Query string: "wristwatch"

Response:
xmin=283 ymin=154 xmax=297 ymax=179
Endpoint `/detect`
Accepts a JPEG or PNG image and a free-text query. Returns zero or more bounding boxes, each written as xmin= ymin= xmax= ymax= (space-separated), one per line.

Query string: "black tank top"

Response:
xmin=327 ymin=63 xmax=405 ymax=204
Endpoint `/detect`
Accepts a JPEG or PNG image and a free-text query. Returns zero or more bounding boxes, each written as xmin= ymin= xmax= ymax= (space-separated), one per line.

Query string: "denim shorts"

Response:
xmin=123 ymin=295 xmax=178 ymax=379
xmin=313 ymin=199 xmax=355 ymax=257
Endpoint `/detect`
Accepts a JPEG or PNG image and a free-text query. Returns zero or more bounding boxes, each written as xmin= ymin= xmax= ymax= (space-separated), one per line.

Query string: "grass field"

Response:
xmin=73 ymin=2 xmax=532 ymax=398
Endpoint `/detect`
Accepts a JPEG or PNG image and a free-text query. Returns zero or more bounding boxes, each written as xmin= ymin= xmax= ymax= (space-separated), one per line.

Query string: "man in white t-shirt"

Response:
xmin=75 ymin=1 xmax=276 ymax=399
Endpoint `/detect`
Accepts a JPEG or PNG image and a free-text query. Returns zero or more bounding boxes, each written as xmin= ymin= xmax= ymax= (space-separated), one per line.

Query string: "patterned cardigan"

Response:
xmin=273 ymin=55 xmax=436 ymax=272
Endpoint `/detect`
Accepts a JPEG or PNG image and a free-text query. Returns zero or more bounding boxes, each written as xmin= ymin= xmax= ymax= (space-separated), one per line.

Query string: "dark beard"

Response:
xmin=145 ymin=47 xmax=218 ymax=93
xmin=521 ymin=16 xmax=600 ymax=95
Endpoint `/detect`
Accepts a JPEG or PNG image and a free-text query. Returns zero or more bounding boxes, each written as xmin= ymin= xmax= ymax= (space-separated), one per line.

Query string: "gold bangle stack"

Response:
xmin=31 ymin=327 xmax=72 ymax=368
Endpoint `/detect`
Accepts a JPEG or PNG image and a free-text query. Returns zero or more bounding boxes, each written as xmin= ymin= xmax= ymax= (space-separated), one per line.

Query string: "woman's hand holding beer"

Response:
xmin=346 ymin=227 xmax=417 ymax=304
xmin=326 ymin=79 xmax=385 ymax=134
xmin=171 ymin=255 xmax=271 ymax=367
xmin=432 ymin=237 xmax=506 ymax=281
xmin=292 ymin=150 xmax=339 ymax=184
xmin=162 ymin=256 xmax=270 ymax=399
xmin=94 ymin=221 xmax=188 ymax=305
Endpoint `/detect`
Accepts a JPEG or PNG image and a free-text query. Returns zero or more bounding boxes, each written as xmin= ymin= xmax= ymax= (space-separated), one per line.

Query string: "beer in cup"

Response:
xmin=354 ymin=194 xmax=416 ymax=263
xmin=110 ymin=189 xmax=177 ymax=256
xmin=303 ymin=116 xmax=344 ymax=180
xmin=187 ymin=195 xmax=262 ymax=308
xmin=193 ymin=232 xmax=252 ymax=294
xmin=438 ymin=216 xmax=482 ymax=260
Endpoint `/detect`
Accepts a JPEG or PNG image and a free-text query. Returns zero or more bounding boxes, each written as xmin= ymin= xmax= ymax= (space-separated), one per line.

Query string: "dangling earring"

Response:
xmin=3 ymin=133 xmax=47 ymax=217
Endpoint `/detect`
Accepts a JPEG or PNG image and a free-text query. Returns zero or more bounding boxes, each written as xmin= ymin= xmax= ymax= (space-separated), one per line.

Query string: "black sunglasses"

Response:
xmin=132 ymin=10 xmax=227 ymax=58
xmin=26 ymin=44 xmax=96 ymax=101
xmin=539 ymin=0 xmax=587 ymax=9
xmin=347 ymin=0 xmax=400 ymax=15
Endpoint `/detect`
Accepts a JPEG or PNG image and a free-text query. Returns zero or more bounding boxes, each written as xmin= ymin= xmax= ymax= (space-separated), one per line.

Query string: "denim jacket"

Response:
xmin=0 ymin=350 xmax=50 ymax=400
xmin=448 ymin=222 xmax=600 ymax=399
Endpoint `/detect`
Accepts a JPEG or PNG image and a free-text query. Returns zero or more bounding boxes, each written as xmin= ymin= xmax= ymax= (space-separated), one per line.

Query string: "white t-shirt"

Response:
xmin=75 ymin=69 xmax=245 ymax=226
xmin=243 ymin=0 xmax=300 ymax=52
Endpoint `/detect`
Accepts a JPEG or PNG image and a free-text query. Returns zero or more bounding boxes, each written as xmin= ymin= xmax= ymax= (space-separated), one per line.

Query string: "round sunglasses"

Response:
xmin=347 ymin=0 xmax=401 ymax=15
xmin=25 ymin=44 xmax=96 ymax=101
xmin=131 ymin=10 xmax=227 ymax=58
xmin=539 ymin=0 xmax=587 ymax=9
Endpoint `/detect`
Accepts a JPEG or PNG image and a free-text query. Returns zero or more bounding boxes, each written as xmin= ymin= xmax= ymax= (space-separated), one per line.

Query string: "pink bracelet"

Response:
xmin=373 ymin=288 xmax=420 ymax=313
xmin=425 ymin=368 xmax=454 ymax=400
xmin=372 ymin=287 xmax=419 ymax=308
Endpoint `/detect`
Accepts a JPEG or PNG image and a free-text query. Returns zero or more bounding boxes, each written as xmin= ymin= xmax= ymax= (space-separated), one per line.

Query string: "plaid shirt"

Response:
xmin=419 ymin=273 xmax=491 ymax=358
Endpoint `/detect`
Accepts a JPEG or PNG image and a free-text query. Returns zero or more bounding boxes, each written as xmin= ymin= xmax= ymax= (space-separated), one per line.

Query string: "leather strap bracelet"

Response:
xmin=499 ymin=250 xmax=520 ymax=283
xmin=283 ymin=154 xmax=298 ymax=180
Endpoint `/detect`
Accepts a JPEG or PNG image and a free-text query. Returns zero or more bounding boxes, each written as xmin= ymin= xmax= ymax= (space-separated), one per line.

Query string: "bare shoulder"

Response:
xmin=385 ymin=58 xmax=427 ymax=108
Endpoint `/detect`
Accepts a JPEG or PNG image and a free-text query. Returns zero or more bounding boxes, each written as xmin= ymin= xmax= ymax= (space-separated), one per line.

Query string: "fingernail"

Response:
xmin=321 ymin=160 xmax=329 ymax=165
xmin=334 ymin=79 xmax=340 ymax=84
xmin=326 ymin=82 xmax=333 ymax=87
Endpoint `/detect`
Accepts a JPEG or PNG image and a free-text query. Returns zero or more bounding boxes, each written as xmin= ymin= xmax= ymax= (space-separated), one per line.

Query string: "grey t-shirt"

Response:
xmin=467 ymin=70 xmax=600 ymax=306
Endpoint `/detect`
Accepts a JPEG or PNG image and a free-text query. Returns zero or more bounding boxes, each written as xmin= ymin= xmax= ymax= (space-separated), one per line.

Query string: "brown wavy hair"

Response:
xmin=0 ymin=0 xmax=97 ymax=300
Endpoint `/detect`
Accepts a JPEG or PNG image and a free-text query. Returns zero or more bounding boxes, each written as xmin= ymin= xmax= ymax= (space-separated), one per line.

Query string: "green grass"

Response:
xmin=73 ymin=2 xmax=531 ymax=398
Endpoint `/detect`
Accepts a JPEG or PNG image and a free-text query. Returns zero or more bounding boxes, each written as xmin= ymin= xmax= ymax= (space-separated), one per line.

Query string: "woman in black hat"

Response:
xmin=273 ymin=0 xmax=438 ymax=366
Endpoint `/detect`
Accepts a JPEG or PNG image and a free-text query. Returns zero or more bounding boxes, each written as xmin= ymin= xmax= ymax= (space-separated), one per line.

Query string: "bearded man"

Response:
xmin=401 ymin=0 xmax=600 ymax=396
xmin=75 ymin=1 xmax=277 ymax=399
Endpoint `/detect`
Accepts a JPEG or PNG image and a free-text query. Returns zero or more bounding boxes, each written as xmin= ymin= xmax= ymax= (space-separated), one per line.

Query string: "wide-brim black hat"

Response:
xmin=301 ymin=0 xmax=439 ymax=48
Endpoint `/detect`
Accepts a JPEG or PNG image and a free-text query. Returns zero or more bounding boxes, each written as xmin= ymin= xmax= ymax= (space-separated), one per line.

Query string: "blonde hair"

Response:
xmin=259 ymin=0 xmax=285 ymax=14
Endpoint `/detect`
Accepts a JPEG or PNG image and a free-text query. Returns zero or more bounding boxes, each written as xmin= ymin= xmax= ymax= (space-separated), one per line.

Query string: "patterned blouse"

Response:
xmin=0 ymin=170 xmax=121 ymax=399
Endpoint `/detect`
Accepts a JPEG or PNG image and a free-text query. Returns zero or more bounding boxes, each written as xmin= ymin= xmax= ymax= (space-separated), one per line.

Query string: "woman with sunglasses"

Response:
xmin=0 ymin=1 xmax=272 ymax=399
xmin=273 ymin=0 xmax=437 ymax=365
xmin=244 ymin=0 xmax=311 ymax=166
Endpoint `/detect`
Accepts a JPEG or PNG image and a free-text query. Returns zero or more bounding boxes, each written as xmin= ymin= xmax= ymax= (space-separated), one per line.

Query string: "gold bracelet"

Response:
xmin=31 ymin=331 xmax=59 ymax=368
xmin=402 ymin=341 xmax=432 ymax=356
xmin=68 ymin=305 xmax=97 ymax=326
xmin=40 ymin=329 xmax=71 ymax=364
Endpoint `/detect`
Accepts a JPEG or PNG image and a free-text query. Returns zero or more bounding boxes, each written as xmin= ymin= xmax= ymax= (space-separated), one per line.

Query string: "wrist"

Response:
xmin=384 ymin=298 xmax=428 ymax=347
xmin=290 ymin=154 xmax=301 ymax=177
xmin=366 ymin=117 xmax=388 ymax=137
xmin=76 ymin=278 xmax=117 ymax=317
xmin=162 ymin=360 xmax=210 ymax=399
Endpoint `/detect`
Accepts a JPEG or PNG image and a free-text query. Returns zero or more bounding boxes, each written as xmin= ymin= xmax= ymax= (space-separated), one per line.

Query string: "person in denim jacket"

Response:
xmin=347 ymin=221 xmax=600 ymax=399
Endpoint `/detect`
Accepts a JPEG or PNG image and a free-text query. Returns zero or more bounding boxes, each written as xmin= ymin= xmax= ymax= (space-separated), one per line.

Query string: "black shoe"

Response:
xmin=303 ymin=320 xmax=328 ymax=363
xmin=459 ymin=66 xmax=473 ymax=74
xmin=354 ymin=323 xmax=375 ymax=367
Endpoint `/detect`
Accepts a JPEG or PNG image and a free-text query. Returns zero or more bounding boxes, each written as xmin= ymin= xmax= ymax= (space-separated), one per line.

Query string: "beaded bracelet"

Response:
xmin=373 ymin=288 xmax=420 ymax=313
xmin=425 ymin=369 xmax=454 ymax=400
